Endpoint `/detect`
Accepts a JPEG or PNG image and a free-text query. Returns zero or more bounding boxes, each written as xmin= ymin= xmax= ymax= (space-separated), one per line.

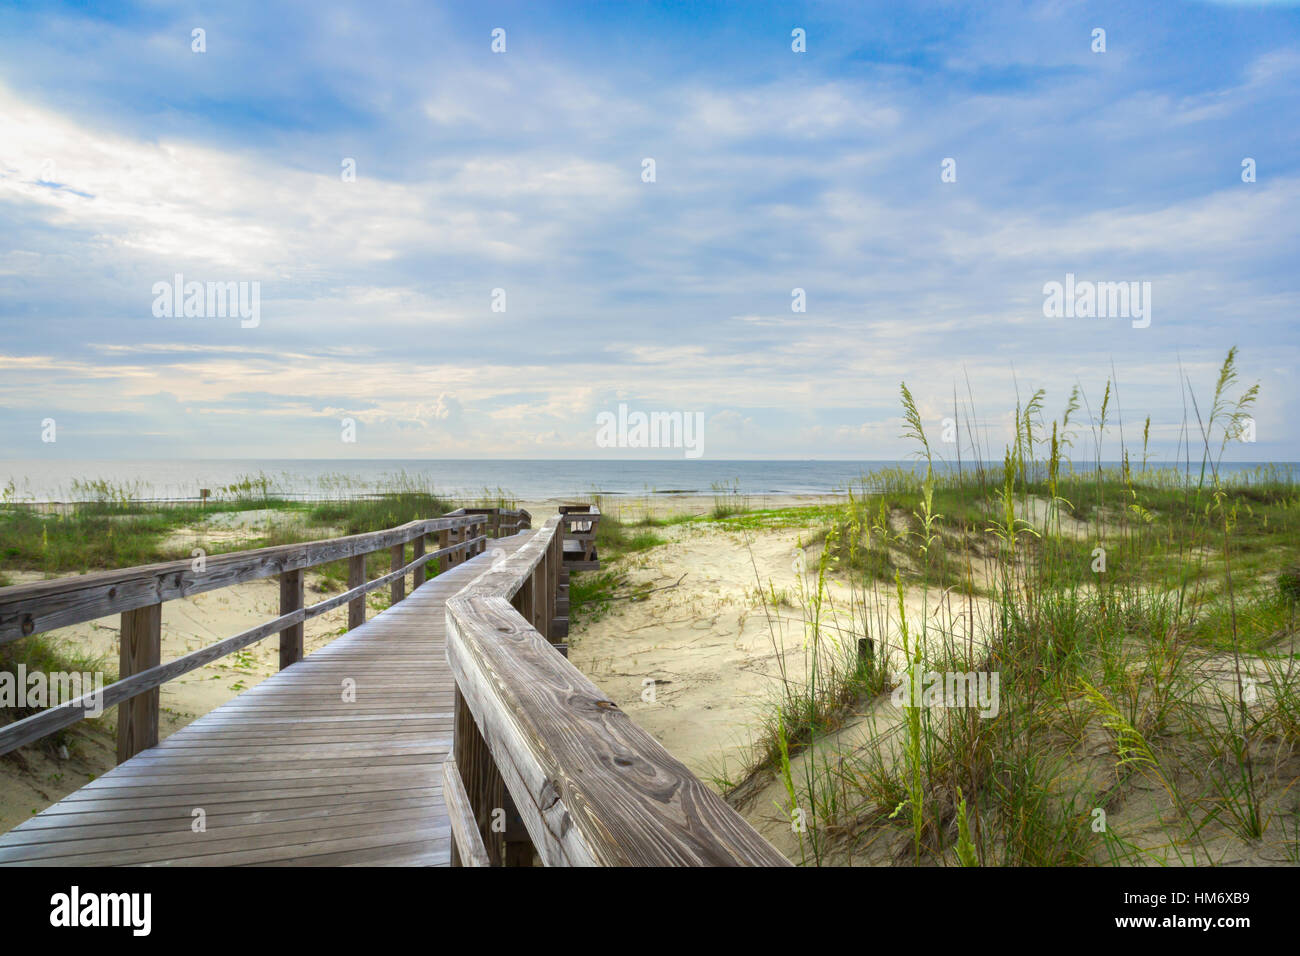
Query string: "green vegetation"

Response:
xmin=0 ymin=634 xmax=113 ymax=757
xmin=305 ymin=492 xmax=451 ymax=536
xmin=567 ymin=511 xmax=667 ymax=625
xmin=0 ymin=498 xmax=287 ymax=574
xmin=705 ymin=503 xmax=844 ymax=531
xmin=710 ymin=479 xmax=748 ymax=519
xmin=743 ymin=349 xmax=1300 ymax=866
xmin=0 ymin=471 xmax=453 ymax=577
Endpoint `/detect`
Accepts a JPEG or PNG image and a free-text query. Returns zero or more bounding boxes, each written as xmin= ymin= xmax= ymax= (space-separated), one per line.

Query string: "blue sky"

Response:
xmin=1 ymin=0 xmax=1297 ymax=463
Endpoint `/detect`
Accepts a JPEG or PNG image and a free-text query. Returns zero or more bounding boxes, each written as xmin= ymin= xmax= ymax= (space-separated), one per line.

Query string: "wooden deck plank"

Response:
xmin=0 ymin=806 xmax=442 ymax=863
xmin=21 ymin=784 xmax=446 ymax=819
xmin=0 ymin=532 xmax=534 ymax=866
xmin=0 ymin=793 xmax=445 ymax=841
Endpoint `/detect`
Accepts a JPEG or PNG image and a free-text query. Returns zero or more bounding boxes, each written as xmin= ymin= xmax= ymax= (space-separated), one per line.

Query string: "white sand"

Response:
xmin=565 ymin=499 xmax=991 ymax=788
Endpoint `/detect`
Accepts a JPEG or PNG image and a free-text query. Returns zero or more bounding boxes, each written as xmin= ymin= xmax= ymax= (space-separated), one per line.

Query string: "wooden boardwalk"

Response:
xmin=0 ymin=532 xmax=534 ymax=867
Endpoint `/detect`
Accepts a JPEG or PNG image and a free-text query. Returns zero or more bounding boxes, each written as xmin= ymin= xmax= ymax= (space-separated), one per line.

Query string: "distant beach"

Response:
xmin=2 ymin=458 xmax=1294 ymax=503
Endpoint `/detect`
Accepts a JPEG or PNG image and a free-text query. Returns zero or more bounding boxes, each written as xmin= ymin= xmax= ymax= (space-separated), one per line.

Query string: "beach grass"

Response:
xmin=738 ymin=348 xmax=1300 ymax=866
xmin=0 ymin=472 xmax=456 ymax=577
xmin=0 ymin=633 xmax=114 ymax=758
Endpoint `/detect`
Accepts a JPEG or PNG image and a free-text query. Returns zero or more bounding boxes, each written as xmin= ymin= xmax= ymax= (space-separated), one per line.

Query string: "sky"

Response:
xmin=0 ymin=0 xmax=1297 ymax=464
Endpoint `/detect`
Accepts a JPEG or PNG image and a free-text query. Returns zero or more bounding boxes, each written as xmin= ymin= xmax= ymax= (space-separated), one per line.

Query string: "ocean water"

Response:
xmin=0 ymin=459 xmax=1295 ymax=503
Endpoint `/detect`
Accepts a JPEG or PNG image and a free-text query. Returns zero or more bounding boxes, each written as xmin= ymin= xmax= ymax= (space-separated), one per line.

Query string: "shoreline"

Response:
xmin=2 ymin=458 xmax=1295 ymax=507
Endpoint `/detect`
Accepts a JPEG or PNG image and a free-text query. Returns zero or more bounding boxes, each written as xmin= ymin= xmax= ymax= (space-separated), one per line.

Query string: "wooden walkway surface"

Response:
xmin=0 ymin=532 xmax=534 ymax=866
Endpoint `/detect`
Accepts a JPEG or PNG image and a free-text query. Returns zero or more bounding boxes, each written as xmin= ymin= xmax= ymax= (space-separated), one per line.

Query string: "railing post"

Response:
xmin=452 ymin=687 xmax=505 ymax=866
xmin=116 ymin=602 xmax=161 ymax=763
xmin=347 ymin=554 xmax=366 ymax=629
xmin=514 ymin=565 xmax=534 ymax=621
xmin=391 ymin=542 xmax=406 ymax=604
xmin=551 ymin=513 xmax=570 ymax=651
xmin=553 ymin=526 xmax=562 ymax=597
xmin=412 ymin=533 xmax=426 ymax=589
xmin=279 ymin=568 xmax=304 ymax=669
xmin=536 ymin=547 xmax=550 ymax=638
xmin=502 ymin=791 xmax=535 ymax=866
xmin=438 ymin=528 xmax=450 ymax=573
xmin=548 ymin=527 xmax=560 ymax=639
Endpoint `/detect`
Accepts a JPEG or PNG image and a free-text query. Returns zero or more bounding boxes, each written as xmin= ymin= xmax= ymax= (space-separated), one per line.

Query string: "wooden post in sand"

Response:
xmin=117 ymin=603 xmax=162 ymax=763
xmin=412 ymin=533 xmax=427 ymax=589
xmin=279 ymin=569 xmax=305 ymax=669
xmin=390 ymin=542 xmax=406 ymax=604
xmin=348 ymin=554 xmax=367 ymax=629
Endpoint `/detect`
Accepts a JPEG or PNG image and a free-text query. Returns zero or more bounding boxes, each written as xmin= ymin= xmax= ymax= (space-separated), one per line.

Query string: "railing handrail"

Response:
xmin=444 ymin=513 xmax=790 ymax=867
xmin=0 ymin=508 xmax=526 ymax=643
xmin=0 ymin=506 xmax=529 ymax=760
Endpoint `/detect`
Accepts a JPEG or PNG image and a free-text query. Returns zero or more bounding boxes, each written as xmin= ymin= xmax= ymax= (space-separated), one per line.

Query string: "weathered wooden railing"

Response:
xmin=444 ymin=512 xmax=790 ymax=866
xmin=0 ymin=507 xmax=529 ymax=762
